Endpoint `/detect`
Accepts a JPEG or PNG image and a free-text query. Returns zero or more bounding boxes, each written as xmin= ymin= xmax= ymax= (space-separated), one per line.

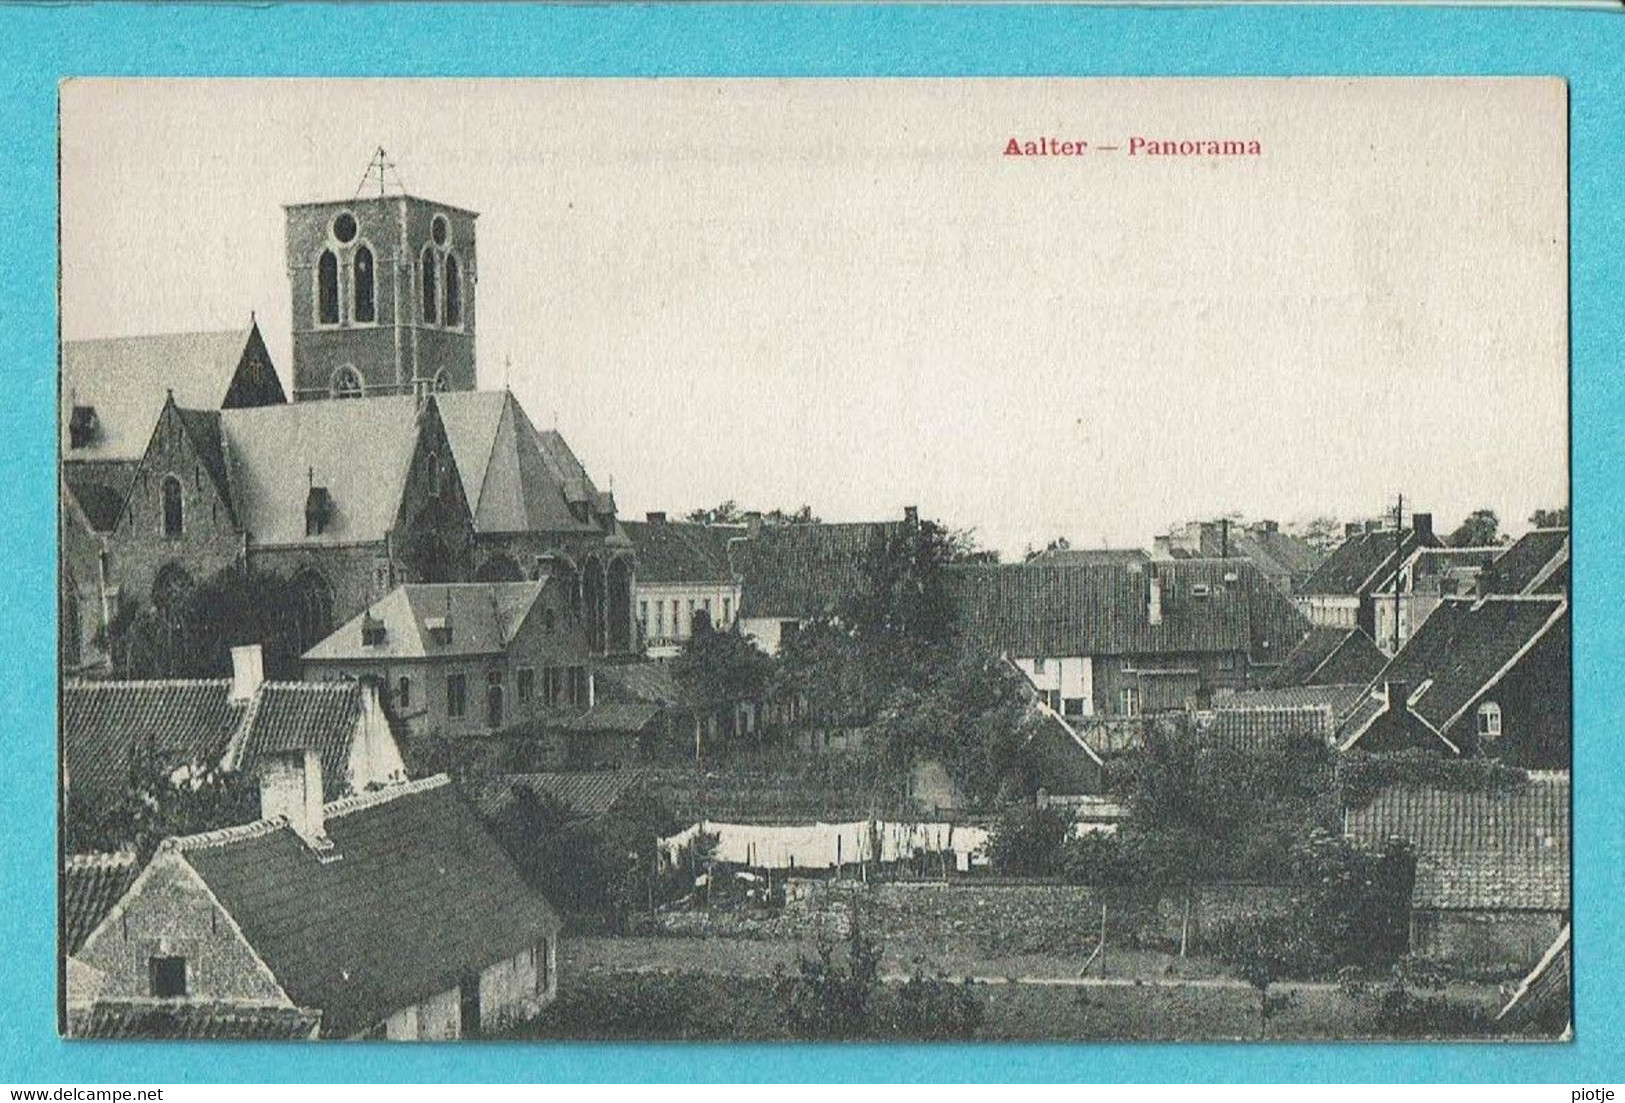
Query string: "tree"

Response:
xmin=887 ymin=969 xmax=985 ymax=1039
xmin=66 ymin=746 xmax=259 ymax=862
xmin=671 ymin=612 xmax=774 ymax=754
xmin=1210 ymin=911 xmax=1313 ymax=1038
xmin=685 ymin=501 xmax=742 ymax=525
xmin=1292 ymin=516 xmax=1346 ymax=554
xmin=1024 ymin=537 xmax=1071 ymax=562
xmin=1447 ymin=508 xmax=1503 ymax=548
xmin=1529 ymin=506 xmax=1569 ymax=529
xmin=105 ymin=568 xmax=315 ymax=681
xmin=776 ymin=922 xmax=884 ymax=1039
xmin=986 ymin=801 xmax=1075 ymax=876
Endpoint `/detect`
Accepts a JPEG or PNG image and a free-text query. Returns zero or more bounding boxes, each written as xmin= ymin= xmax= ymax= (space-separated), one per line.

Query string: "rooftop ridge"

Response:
xmin=62 ymin=326 xmax=249 ymax=348
xmin=64 ymin=851 xmax=137 ymax=871
xmin=323 ymin=774 xmax=451 ymax=821
xmin=166 ymin=815 xmax=289 ymax=854
xmin=64 ymin=678 xmax=232 ymax=691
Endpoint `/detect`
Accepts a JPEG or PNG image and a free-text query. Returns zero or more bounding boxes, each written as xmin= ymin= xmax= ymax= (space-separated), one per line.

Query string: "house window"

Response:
xmin=654 ymin=602 xmax=665 ymax=639
xmin=421 ymin=247 xmax=439 ymax=323
xmin=161 ymin=476 xmax=184 ymax=537
xmin=517 ymin=667 xmax=535 ymax=704
xmin=353 ymin=245 xmax=376 ymax=323
xmin=487 ymin=671 xmax=504 ymax=728
xmin=672 ymin=600 xmax=683 ymax=638
xmin=543 ymin=666 xmax=562 ymax=707
xmin=568 ymin=666 xmax=588 ymax=707
xmin=1118 ymin=687 xmax=1141 ymax=717
xmin=397 ymin=676 xmax=411 ymax=709
xmin=444 ymin=254 xmax=463 ymax=327
xmin=149 ymin=956 xmax=188 ymax=999
xmin=317 ymin=249 xmax=340 ymax=324
xmin=447 ymin=672 xmax=467 ymax=718
xmin=639 ymin=601 xmax=649 ymax=639
xmin=330 ymin=366 xmax=364 ymax=400
xmin=722 ymin=597 xmax=731 ymax=626
xmin=1477 ymin=701 xmax=1502 ymax=740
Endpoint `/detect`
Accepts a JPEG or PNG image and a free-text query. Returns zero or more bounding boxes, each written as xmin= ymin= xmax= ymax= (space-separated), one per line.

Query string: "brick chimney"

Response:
xmin=904 ymin=505 xmax=920 ymax=527
xmin=1148 ymin=569 xmax=1163 ymax=626
xmin=646 ymin=511 xmax=667 ymax=524
xmin=258 ymin=747 xmax=326 ymax=844
xmin=745 ymin=510 xmax=764 ymax=538
xmin=230 ymin=644 xmax=265 ymax=704
xmin=1412 ymin=512 xmax=1434 ymax=544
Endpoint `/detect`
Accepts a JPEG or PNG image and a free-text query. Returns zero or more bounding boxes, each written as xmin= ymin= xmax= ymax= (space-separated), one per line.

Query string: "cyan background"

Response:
xmin=1 ymin=2 xmax=1618 ymax=1084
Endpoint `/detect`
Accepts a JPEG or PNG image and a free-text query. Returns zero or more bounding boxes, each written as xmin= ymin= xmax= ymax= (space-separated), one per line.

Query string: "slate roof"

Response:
xmin=175 ymin=775 xmax=560 ymax=1039
xmin=217 ymin=396 xmax=424 ymax=546
xmin=622 ymin=520 xmax=738 ymax=583
xmin=1345 ymin=773 xmax=1569 ymax=911
xmin=1264 ymin=626 xmax=1387 ymax=689
xmin=303 ymin=581 xmax=551 ymax=662
xmin=62 ymin=852 xmax=139 ymax=954
xmin=437 ymin=392 xmax=604 ymax=536
xmin=67 ymin=1000 xmax=321 ymax=1040
xmin=62 ymin=460 xmax=139 ymax=533
xmin=731 ymin=521 xmax=904 ymax=619
xmin=1497 ymin=924 xmax=1571 ymax=1031
xmin=62 ymin=678 xmax=374 ymax=807
xmin=61 ymin=327 xmax=266 ymax=462
xmin=1338 ymin=595 xmax=1569 ymax=745
xmin=1195 ymin=705 xmax=1335 ymax=753
xmin=174 ymin=407 xmax=239 ymax=528
xmin=1481 ymin=529 xmax=1570 ymax=596
xmin=948 ymin=559 xmax=1308 ymax=662
xmin=467 ymin=770 xmax=647 ymax=821
xmin=1300 ymin=527 xmax=1435 ymax=598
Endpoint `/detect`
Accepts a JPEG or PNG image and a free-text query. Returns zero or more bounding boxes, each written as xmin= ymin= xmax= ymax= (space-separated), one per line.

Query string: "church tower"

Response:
xmin=285 ymin=155 xmax=478 ymax=401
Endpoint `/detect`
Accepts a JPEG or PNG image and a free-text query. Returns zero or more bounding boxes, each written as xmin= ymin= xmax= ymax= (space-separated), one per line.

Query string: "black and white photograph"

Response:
xmin=58 ymin=77 xmax=1570 ymax=1043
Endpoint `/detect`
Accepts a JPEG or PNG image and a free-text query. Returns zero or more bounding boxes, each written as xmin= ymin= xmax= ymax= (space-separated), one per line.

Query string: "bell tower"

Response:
xmin=285 ymin=150 xmax=478 ymax=401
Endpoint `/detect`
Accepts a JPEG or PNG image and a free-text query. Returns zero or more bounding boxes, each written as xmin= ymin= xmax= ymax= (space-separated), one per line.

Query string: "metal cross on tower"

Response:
xmin=355 ymin=147 xmax=407 ymax=198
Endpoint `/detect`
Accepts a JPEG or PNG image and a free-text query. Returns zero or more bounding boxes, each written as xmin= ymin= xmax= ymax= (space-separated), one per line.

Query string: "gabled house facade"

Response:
xmin=950 ymin=558 xmax=1310 ymax=718
xmin=1294 ymin=514 xmax=1441 ymax=642
xmin=69 ymin=772 xmax=561 ymax=1040
xmin=621 ymin=513 xmax=742 ymax=659
xmin=1337 ymin=594 xmax=1570 ymax=768
xmin=301 ymin=579 xmax=593 ymax=744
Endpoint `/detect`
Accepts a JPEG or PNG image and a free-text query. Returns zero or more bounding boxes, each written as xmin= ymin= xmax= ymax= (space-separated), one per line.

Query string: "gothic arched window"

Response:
xmin=291 ymin=570 xmax=335 ymax=654
xmin=317 ymin=250 xmax=340 ymax=325
xmin=161 ymin=476 xmax=184 ymax=538
xmin=330 ymin=366 xmax=364 ymax=400
xmin=421 ymin=247 xmax=438 ymax=323
xmin=444 ymin=254 xmax=462 ymax=327
xmin=353 ymin=245 xmax=375 ymax=323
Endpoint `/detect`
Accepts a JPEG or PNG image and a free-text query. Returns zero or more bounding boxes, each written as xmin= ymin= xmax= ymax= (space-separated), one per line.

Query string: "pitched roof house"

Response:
xmin=950 ymin=558 xmax=1309 ymax=716
xmin=1263 ymin=625 xmax=1387 ymax=689
xmin=622 ymin=514 xmax=742 ymax=656
xmin=62 ymin=852 xmax=139 ymax=956
xmin=70 ymin=772 xmax=561 ymax=1039
xmin=1480 ymin=528 xmax=1570 ymax=597
xmin=1337 ymin=594 xmax=1569 ymax=767
xmin=1155 ymin=519 xmax=1323 ymax=594
xmin=1295 ymin=515 xmax=1441 ymax=638
xmin=61 ymin=647 xmax=406 ymax=822
xmin=1345 ymin=772 xmax=1569 ymax=972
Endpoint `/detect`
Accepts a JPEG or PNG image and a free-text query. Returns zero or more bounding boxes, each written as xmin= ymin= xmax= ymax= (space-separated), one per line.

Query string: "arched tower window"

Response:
xmin=161 ymin=476 xmax=184 ymax=537
xmin=353 ymin=245 xmax=375 ymax=323
xmin=330 ymin=366 xmax=364 ymax=399
xmin=444 ymin=254 xmax=462 ymax=327
xmin=317 ymin=250 xmax=340 ymax=325
xmin=433 ymin=369 xmax=451 ymax=393
xmin=291 ymin=570 xmax=335 ymax=654
xmin=421 ymin=247 xmax=438 ymax=323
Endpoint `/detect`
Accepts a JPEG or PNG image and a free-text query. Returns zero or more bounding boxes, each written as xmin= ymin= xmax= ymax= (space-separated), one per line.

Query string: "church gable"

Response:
xmin=119 ymin=399 xmax=241 ymax=546
xmin=221 ymin=321 xmax=288 ymax=410
xmin=391 ymin=399 xmax=476 ymax=583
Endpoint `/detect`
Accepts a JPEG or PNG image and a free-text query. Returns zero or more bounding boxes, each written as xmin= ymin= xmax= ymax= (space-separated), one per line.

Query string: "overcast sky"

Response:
xmin=60 ymin=78 xmax=1568 ymax=558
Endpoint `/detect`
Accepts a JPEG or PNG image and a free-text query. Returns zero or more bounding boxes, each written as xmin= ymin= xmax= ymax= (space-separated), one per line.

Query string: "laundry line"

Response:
xmin=659 ymin=819 xmax=992 ymax=872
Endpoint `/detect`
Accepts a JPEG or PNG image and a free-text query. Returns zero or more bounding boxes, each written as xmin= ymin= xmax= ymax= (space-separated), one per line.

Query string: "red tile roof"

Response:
xmin=62 ymin=680 xmax=246 ymax=804
xmin=62 ymin=852 xmax=139 ymax=954
xmin=175 ymin=776 xmax=559 ymax=1038
xmin=622 ymin=520 xmax=737 ymax=584
xmin=1197 ymin=704 xmax=1336 ymax=752
xmin=731 ymin=521 xmax=903 ymax=620
xmin=222 ymin=682 xmax=368 ymax=801
xmin=1344 ymin=773 xmax=1569 ymax=911
xmin=949 ymin=559 xmax=1307 ymax=661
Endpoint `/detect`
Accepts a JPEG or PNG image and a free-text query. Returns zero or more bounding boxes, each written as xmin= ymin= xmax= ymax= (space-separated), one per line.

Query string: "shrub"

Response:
xmin=886 ymin=968 xmax=986 ymax=1040
xmin=775 ymin=923 xmax=884 ymax=1039
xmin=986 ymin=802 xmax=1074 ymax=876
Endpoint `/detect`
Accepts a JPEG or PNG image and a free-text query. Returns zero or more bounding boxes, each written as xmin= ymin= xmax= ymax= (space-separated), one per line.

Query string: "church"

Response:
xmin=61 ymin=176 xmax=636 ymax=676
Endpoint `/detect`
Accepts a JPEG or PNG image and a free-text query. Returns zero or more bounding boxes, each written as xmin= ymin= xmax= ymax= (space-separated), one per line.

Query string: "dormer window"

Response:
xmin=68 ymin=405 xmax=98 ymax=449
xmin=361 ymin=612 xmax=386 ymax=647
xmin=1476 ymin=701 xmax=1502 ymax=741
xmin=426 ymin=615 xmax=453 ymax=646
xmin=305 ymin=486 xmax=333 ymax=536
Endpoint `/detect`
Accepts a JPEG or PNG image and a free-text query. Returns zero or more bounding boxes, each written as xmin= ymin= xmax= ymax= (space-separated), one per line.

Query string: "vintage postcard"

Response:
xmin=57 ymin=77 xmax=1569 ymax=1042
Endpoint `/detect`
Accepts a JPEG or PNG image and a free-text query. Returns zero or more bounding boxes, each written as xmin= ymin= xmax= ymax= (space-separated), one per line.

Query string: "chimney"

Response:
xmin=1345 ymin=522 xmax=1362 ymax=539
xmin=1220 ymin=518 xmax=1230 ymax=559
xmin=904 ymin=505 xmax=920 ymax=527
xmin=1365 ymin=520 xmax=1382 ymax=534
xmin=1148 ymin=570 xmax=1163 ymax=626
xmin=745 ymin=510 xmax=764 ymax=538
xmin=258 ymin=747 xmax=326 ymax=843
xmin=646 ymin=511 xmax=667 ymax=524
xmin=1261 ymin=519 xmax=1278 ymax=534
xmin=1384 ymin=680 xmax=1411 ymax=711
xmin=230 ymin=644 xmax=265 ymax=704
xmin=1412 ymin=512 xmax=1434 ymax=544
